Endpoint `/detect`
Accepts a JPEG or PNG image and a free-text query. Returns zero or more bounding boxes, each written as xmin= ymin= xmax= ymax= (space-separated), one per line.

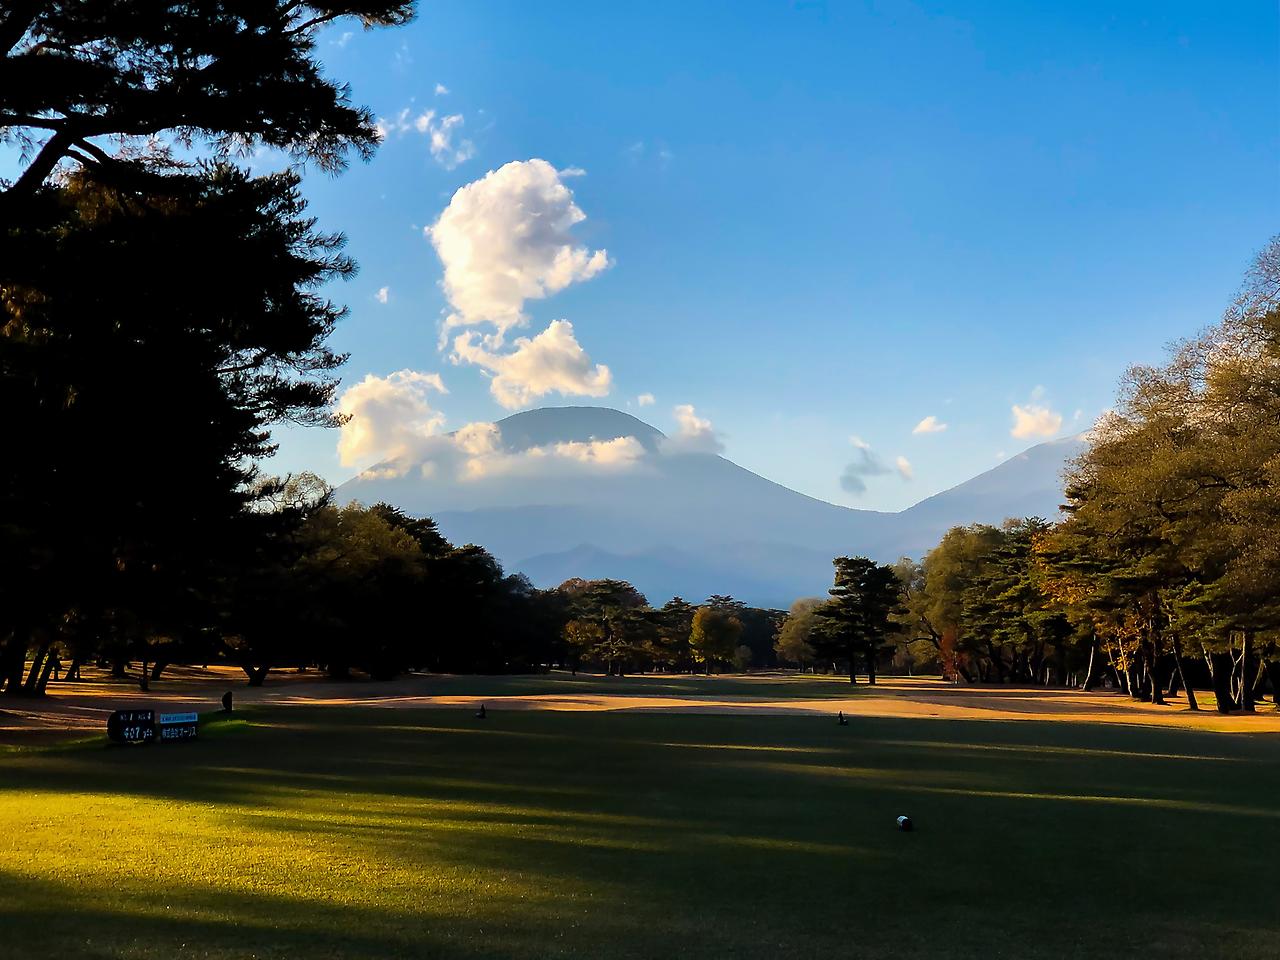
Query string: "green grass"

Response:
xmin=387 ymin=669 xmax=869 ymax=699
xmin=1 ymin=707 xmax=1277 ymax=959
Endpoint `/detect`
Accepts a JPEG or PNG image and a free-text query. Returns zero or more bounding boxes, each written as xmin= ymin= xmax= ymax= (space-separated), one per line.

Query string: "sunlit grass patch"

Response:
xmin=2 ymin=707 xmax=1277 ymax=959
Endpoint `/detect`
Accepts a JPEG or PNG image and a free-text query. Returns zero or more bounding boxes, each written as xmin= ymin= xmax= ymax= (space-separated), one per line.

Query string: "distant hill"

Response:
xmin=336 ymin=406 xmax=1085 ymax=608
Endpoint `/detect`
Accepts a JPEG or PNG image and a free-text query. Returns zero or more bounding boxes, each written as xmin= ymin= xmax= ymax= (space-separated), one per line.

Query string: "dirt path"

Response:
xmin=4 ymin=666 xmax=1279 ymax=743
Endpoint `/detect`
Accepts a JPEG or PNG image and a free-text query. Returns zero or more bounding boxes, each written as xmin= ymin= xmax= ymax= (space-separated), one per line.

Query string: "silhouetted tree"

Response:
xmin=813 ymin=557 xmax=902 ymax=685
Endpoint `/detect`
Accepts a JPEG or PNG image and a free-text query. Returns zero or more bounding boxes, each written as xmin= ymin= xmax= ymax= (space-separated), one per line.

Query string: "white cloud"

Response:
xmin=375 ymin=107 xmax=474 ymax=168
xmin=352 ymin=421 xmax=647 ymax=483
xmin=664 ymin=404 xmax=724 ymax=454
xmin=453 ymin=421 xmax=501 ymax=456
xmin=637 ymin=393 xmax=655 ymax=407
xmin=331 ymin=31 xmax=353 ymax=48
xmin=895 ymin=456 xmax=914 ymax=480
xmin=452 ymin=319 xmax=611 ymax=409
xmin=416 ymin=110 xmax=475 ymax=169
xmin=465 ymin=436 xmax=646 ymax=480
xmin=336 ymin=370 xmax=448 ymax=472
xmin=912 ymin=415 xmax=947 ymax=435
xmin=375 ymin=286 xmax=390 ymax=304
xmin=427 ymin=159 xmax=611 ymax=343
xmin=434 ymin=82 xmax=450 ymax=95
xmin=374 ymin=107 xmax=412 ymax=141
xmin=1011 ymin=403 xmax=1063 ymax=439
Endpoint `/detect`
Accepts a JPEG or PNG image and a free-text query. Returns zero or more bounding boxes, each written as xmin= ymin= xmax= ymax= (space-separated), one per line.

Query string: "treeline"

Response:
xmin=1 ymin=468 xmax=787 ymax=694
xmin=560 ymin=582 xmax=784 ymax=675
xmin=774 ymin=240 xmax=1280 ymax=713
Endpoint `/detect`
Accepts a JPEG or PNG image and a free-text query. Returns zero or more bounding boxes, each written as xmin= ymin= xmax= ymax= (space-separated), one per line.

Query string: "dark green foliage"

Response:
xmin=1 ymin=1 xmax=414 ymax=693
xmin=812 ymin=556 xmax=903 ymax=684
xmin=0 ymin=1 xmax=415 ymax=202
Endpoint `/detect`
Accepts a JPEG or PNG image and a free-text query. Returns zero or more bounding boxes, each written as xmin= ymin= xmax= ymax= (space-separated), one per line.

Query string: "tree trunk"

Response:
xmin=848 ymin=655 xmax=857 ymax=685
xmin=1240 ymin=632 xmax=1256 ymax=713
xmin=23 ymin=638 xmax=51 ymax=695
xmin=64 ymin=656 xmax=83 ymax=682
xmin=1170 ymin=635 xmax=1198 ymax=711
xmin=243 ymin=664 xmax=270 ymax=687
xmin=1206 ymin=649 xmax=1235 ymax=714
xmin=149 ymin=660 xmax=168 ymax=682
xmin=111 ymin=658 xmax=128 ymax=679
xmin=1264 ymin=661 xmax=1280 ymax=710
xmin=1149 ymin=643 xmax=1166 ymax=706
xmin=1130 ymin=650 xmax=1147 ymax=701
xmin=35 ymin=651 xmax=57 ymax=694
xmin=1029 ymin=642 xmax=1046 ymax=686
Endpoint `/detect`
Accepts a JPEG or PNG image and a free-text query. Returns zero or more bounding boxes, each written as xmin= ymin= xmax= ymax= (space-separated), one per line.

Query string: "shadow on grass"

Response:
xmin=2 ymin=708 xmax=1279 ymax=959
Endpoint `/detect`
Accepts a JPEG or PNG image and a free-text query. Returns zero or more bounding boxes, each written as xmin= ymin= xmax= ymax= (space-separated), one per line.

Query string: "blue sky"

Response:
xmin=17 ymin=1 xmax=1280 ymax=511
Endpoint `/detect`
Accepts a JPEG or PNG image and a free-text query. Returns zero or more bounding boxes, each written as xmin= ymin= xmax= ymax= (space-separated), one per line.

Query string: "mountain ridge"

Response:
xmin=336 ymin=406 xmax=1084 ymax=607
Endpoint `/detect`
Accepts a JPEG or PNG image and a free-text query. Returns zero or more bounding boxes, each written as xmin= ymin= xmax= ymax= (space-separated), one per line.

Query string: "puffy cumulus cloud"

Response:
xmin=336 ymin=370 xmax=447 ymax=473
xmin=375 ymin=286 xmax=390 ymax=304
xmin=464 ymin=436 xmax=647 ymax=480
xmin=343 ymin=410 xmax=649 ymax=485
xmin=663 ymin=404 xmax=724 ymax=454
xmin=912 ymin=415 xmax=947 ymax=434
xmin=434 ymin=82 xmax=449 ymax=95
xmin=376 ymin=423 xmax=644 ymax=482
xmin=637 ymin=392 xmax=655 ymax=407
xmin=452 ymin=320 xmax=611 ymax=409
xmin=1011 ymin=403 xmax=1063 ymax=439
xmin=375 ymin=107 xmax=474 ymax=169
xmin=453 ymin=420 xmax=501 ymax=456
xmin=427 ymin=159 xmax=611 ymax=343
xmin=895 ymin=456 xmax=914 ymax=480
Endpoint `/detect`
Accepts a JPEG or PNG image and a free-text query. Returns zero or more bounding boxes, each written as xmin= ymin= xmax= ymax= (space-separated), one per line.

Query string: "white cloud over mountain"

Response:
xmin=427 ymin=159 xmax=611 ymax=344
xmin=664 ymin=404 xmax=724 ymax=453
xmin=336 ymin=370 xmax=448 ymax=472
xmin=1011 ymin=402 xmax=1063 ymax=439
xmin=452 ymin=320 xmax=611 ymax=409
xmin=912 ymin=415 xmax=947 ymax=434
xmin=344 ymin=411 xmax=647 ymax=484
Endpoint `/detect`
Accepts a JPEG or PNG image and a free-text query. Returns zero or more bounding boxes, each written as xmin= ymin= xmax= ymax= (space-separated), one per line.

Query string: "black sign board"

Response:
xmin=107 ymin=709 xmax=155 ymax=744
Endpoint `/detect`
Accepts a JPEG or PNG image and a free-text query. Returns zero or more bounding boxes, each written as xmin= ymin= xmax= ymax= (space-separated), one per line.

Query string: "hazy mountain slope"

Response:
xmin=886 ymin=433 xmax=1087 ymax=559
xmin=335 ymin=406 xmax=1082 ymax=606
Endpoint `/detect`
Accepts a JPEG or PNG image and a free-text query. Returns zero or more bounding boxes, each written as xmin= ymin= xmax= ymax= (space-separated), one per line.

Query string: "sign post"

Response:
xmin=107 ymin=709 xmax=155 ymax=745
xmin=158 ymin=712 xmax=199 ymax=742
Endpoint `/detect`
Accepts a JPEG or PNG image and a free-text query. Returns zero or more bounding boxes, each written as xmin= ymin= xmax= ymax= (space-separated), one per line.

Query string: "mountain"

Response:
xmin=335 ymin=406 xmax=1085 ymax=608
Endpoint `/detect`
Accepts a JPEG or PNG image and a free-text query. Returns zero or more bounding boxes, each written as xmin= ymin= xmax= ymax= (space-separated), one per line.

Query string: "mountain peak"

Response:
xmin=492 ymin=406 xmax=666 ymax=454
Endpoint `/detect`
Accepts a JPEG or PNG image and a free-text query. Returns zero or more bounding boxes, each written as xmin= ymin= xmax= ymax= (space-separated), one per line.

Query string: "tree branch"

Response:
xmin=2 ymin=128 xmax=74 ymax=199
xmin=0 ymin=0 xmax=44 ymax=58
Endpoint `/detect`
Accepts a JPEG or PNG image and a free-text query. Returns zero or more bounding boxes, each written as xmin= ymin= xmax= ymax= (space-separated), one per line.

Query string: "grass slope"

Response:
xmin=1 ymin=707 xmax=1277 ymax=959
